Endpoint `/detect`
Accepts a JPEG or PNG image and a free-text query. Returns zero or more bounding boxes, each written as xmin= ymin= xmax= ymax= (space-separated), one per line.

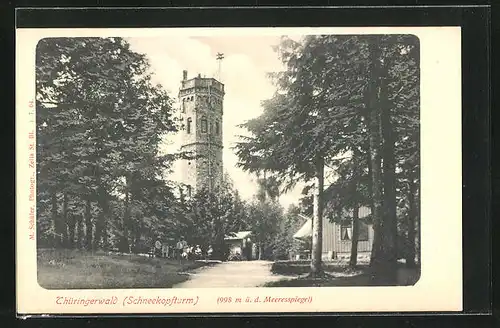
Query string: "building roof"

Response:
xmin=224 ymin=231 xmax=252 ymax=241
xmin=293 ymin=215 xmax=312 ymax=240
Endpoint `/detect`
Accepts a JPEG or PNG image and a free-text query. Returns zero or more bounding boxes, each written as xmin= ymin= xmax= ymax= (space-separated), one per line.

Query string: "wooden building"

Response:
xmin=293 ymin=206 xmax=374 ymax=261
xmin=224 ymin=231 xmax=256 ymax=260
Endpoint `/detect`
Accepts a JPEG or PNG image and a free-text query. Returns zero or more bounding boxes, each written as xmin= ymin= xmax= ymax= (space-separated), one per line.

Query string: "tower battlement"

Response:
xmin=180 ymin=74 xmax=225 ymax=95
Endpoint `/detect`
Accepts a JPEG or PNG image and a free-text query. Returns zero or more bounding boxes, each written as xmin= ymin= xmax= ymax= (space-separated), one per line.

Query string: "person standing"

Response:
xmin=176 ymin=239 xmax=183 ymax=262
xmin=194 ymin=245 xmax=202 ymax=259
xmin=154 ymin=239 xmax=162 ymax=258
xmin=207 ymin=245 xmax=213 ymax=259
xmin=176 ymin=237 xmax=187 ymax=264
xmin=162 ymin=244 xmax=169 ymax=258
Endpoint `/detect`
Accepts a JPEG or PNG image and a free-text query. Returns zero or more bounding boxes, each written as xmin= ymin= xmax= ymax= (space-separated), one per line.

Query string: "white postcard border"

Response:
xmin=16 ymin=26 xmax=462 ymax=314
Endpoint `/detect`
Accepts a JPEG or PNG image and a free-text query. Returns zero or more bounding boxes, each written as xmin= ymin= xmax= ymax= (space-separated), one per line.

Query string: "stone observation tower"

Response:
xmin=178 ymin=70 xmax=225 ymax=196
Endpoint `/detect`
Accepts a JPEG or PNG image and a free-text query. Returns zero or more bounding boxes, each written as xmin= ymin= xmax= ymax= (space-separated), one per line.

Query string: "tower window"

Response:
xmin=209 ymin=122 xmax=213 ymax=135
xmin=215 ymin=121 xmax=220 ymax=135
xmin=187 ymin=117 xmax=192 ymax=134
xmin=201 ymin=117 xmax=207 ymax=133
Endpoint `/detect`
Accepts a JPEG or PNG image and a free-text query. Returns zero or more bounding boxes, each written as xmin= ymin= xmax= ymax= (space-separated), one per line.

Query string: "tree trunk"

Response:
xmin=85 ymin=198 xmax=93 ymax=251
xmin=378 ymin=75 xmax=399 ymax=284
xmin=93 ymin=213 xmax=103 ymax=251
xmin=51 ymin=192 xmax=62 ymax=248
xmin=93 ymin=164 xmax=110 ymax=251
xmin=366 ymin=38 xmax=389 ymax=283
xmin=406 ymin=171 xmax=417 ymax=268
xmin=349 ymin=203 xmax=360 ymax=268
xmin=262 ymin=171 xmax=267 ymax=202
xmin=118 ymin=187 xmax=131 ymax=253
xmin=76 ymin=212 xmax=83 ymax=249
xmin=310 ymin=156 xmax=324 ymax=277
xmin=258 ymin=243 xmax=262 ymax=260
xmin=363 ymin=108 xmax=375 ymax=217
xmin=66 ymin=195 xmax=76 ymax=249
xmin=62 ymin=193 xmax=69 ymax=248
xmin=92 ymin=170 xmax=103 ymax=251
xmin=366 ymin=146 xmax=375 ymax=215
xmin=131 ymin=235 xmax=138 ymax=254
xmin=68 ymin=215 xmax=76 ymax=249
xmin=102 ymin=220 xmax=108 ymax=250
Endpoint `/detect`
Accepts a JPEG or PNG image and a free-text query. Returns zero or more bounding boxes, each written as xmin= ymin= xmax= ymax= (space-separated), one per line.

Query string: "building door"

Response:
xmin=243 ymin=242 xmax=252 ymax=260
xmin=251 ymin=244 xmax=257 ymax=260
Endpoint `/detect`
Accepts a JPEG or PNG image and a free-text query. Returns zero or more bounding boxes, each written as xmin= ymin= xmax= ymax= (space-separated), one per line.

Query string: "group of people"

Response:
xmin=152 ymin=237 xmax=217 ymax=261
xmin=175 ymin=238 xmax=214 ymax=261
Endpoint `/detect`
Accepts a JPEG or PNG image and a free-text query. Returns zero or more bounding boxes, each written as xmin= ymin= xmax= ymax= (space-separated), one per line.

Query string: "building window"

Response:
xmin=359 ymin=222 xmax=369 ymax=241
xmin=341 ymin=224 xmax=351 ymax=241
xmin=341 ymin=222 xmax=369 ymax=241
xmin=186 ymin=117 xmax=192 ymax=134
xmin=201 ymin=117 xmax=207 ymax=133
xmin=215 ymin=121 xmax=220 ymax=134
xmin=209 ymin=122 xmax=213 ymax=135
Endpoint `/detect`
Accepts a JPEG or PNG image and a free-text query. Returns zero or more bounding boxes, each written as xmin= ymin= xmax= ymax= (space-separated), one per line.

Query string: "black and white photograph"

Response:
xmin=16 ymin=26 xmax=462 ymax=314
xmin=33 ymin=32 xmax=421 ymax=289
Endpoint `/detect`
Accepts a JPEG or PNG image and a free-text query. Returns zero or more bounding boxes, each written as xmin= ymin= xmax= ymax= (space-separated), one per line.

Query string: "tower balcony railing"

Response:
xmin=180 ymin=78 xmax=224 ymax=93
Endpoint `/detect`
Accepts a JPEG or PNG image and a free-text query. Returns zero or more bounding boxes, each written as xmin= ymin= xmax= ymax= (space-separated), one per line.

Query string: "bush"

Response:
xmin=271 ymin=262 xmax=310 ymax=275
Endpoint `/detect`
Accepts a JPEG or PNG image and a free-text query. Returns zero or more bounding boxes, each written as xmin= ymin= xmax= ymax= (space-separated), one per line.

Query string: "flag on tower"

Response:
xmin=216 ymin=52 xmax=224 ymax=81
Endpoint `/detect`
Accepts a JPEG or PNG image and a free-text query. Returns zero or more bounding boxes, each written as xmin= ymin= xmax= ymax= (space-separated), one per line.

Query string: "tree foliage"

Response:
xmin=181 ymin=179 xmax=249 ymax=260
xmin=36 ymin=37 xmax=181 ymax=252
xmin=236 ymin=34 xmax=420 ymax=281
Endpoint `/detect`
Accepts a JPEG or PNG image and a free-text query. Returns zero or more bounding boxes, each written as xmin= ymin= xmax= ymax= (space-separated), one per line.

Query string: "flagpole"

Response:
xmin=216 ymin=52 xmax=224 ymax=82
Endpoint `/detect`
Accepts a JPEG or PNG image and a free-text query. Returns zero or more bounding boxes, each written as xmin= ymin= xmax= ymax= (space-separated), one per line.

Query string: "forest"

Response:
xmin=36 ymin=35 xmax=420 ymax=284
xmin=235 ymin=34 xmax=420 ymax=283
xmin=36 ymin=37 xmax=301 ymax=260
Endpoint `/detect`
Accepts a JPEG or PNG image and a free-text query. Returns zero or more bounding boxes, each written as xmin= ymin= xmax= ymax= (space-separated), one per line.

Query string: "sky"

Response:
xmin=126 ymin=35 xmax=305 ymax=209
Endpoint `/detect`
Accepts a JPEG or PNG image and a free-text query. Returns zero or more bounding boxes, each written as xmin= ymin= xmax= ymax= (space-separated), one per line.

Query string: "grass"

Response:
xmin=265 ymin=260 xmax=420 ymax=287
xmin=271 ymin=260 xmax=369 ymax=276
xmin=37 ymin=248 xmax=213 ymax=289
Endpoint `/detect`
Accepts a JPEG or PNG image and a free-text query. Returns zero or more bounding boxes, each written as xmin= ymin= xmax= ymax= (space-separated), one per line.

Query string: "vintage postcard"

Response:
xmin=16 ymin=26 xmax=462 ymax=315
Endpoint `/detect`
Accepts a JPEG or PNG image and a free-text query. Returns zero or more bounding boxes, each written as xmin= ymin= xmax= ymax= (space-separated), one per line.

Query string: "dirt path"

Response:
xmin=173 ymin=260 xmax=286 ymax=288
